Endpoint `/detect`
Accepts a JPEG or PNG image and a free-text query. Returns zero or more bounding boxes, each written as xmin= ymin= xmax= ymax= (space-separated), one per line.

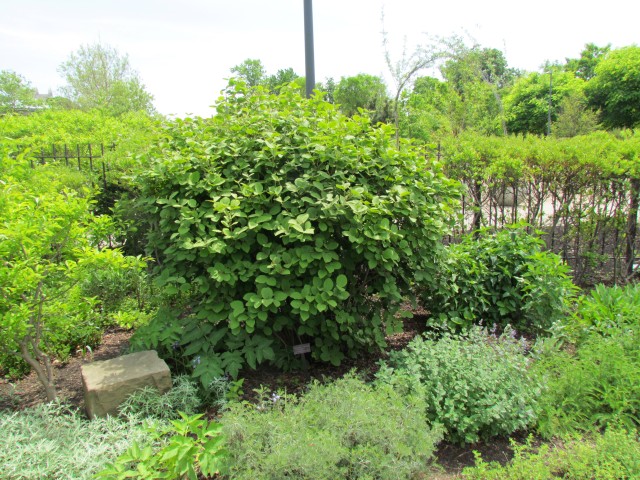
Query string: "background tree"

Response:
xmin=0 ymin=70 xmax=40 ymax=114
xmin=333 ymin=73 xmax=391 ymax=123
xmin=264 ymin=67 xmax=304 ymax=94
xmin=58 ymin=43 xmax=155 ymax=116
xmin=504 ymin=68 xmax=585 ymax=135
xmin=317 ymin=77 xmax=337 ymax=103
xmin=400 ymin=76 xmax=458 ymax=140
xmin=230 ymin=59 xmax=266 ymax=87
xmin=565 ymin=43 xmax=611 ymax=81
xmin=382 ymin=14 xmax=442 ymax=146
xmin=440 ymin=41 xmax=517 ymax=135
xmin=553 ymin=90 xmax=600 ymax=137
xmin=586 ymin=45 xmax=640 ymax=129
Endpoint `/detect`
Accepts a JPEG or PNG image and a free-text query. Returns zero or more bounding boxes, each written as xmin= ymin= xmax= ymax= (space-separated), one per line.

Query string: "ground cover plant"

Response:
xmin=0 ymin=401 xmax=160 ymax=480
xmin=132 ymin=80 xmax=460 ymax=384
xmin=376 ymin=325 xmax=541 ymax=444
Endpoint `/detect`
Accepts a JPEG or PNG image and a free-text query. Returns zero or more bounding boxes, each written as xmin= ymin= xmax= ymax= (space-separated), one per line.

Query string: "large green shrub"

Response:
xmin=222 ymin=373 xmax=443 ymax=479
xmin=420 ymin=226 xmax=577 ymax=333
xmin=376 ymin=326 xmax=541 ymax=444
xmin=133 ymin=81 xmax=459 ymax=382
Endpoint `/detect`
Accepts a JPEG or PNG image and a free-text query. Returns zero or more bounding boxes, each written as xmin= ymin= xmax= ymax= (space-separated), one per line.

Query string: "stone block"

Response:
xmin=81 ymin=350 xmax=171 ymax=419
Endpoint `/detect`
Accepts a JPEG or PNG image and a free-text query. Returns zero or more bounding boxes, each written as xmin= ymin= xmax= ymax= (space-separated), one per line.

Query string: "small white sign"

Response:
xmin=293 ymin=343 xmax=311 ymax=355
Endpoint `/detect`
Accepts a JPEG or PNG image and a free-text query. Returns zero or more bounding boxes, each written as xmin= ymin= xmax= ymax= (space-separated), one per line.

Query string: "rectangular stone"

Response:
xmin=81 ymin=350 xmax=171 ymax=419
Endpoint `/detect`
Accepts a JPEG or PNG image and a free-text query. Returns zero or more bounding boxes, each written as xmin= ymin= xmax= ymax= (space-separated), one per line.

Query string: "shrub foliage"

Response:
xmin=420 ymin=226 xmax=577 ymax=333
xmin=376 ymin=326 xmax=541 ymax=444
xmin=134 ymin=81 xmax=459 ymax=381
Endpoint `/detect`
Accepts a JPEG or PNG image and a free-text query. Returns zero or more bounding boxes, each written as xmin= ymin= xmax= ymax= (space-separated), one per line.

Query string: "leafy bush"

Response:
xmin=0 ymin=401 xmax=158 ymax=480
xmin=222 ymin=373 xmax=443 ymax=479
xmin=78 ymin=247 xmax=154 ymax=330
xmin=98 ymin=412 xmax=227 ymax=480
xmin=462 ymin=428 xmax=640 ymax=479
xmin=376 ymin=326 xmax=540 ymax=444
xmin=420 ymin=225 xmax=577 ymax=333
xmin=533 ymin=332 xmax=640 ymax=437
xmin=134 ymin=81 xmax=459 ymax=382
xmin=0 ymin=156 xmax=148 ymax=397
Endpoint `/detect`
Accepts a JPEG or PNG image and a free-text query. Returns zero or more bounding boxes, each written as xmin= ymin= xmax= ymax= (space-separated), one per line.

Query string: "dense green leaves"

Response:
xmin=0 ymin=154 xmax=146 ymax=398
xmin=222 ymin=374 xmax=443 ymax=479
xmin=586 ymin=45 xmax=640 ymax=129
xmin=135 ymin=81 xmax=459 ymax=378
xmin=420 ymin=226 xmax=577 ymax=333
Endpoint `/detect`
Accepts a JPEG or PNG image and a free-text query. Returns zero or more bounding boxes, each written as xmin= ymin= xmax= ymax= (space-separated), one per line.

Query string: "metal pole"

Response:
xmin=547 ymin=70 xmax=553 ymax=136
xmin=303 ymin=0 xmax=315 ymax=98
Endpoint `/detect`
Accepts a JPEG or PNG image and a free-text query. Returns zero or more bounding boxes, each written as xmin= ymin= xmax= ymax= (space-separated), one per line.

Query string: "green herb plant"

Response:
xmin=376 ymin=325 xmax=541 ymax=444
xmin=222 ymin=373 xmax=443 ymax=479
xmin=462 ymin=428 xmax=640 ymax=479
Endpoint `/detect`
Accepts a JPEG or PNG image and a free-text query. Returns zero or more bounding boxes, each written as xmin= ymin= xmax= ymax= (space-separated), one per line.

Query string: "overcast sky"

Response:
xmin=1 ymin=0 xmax=638 ymax=117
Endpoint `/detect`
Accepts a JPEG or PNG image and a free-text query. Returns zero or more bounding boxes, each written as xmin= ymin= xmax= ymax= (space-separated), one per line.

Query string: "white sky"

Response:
xmin=1 ymin=0 xmax=638 ymax=117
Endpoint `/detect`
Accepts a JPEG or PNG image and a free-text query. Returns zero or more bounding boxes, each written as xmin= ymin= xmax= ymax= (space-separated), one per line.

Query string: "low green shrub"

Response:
xmin=376 ymin=326 xmax=540 ymax=444
xmin=533 ymin=332 xmax=640 ymax=437
xmin=0 ymin=401 xmax=158 ymax=480
xmin=222 ymin=373 xmax=443 ymax=479
xmin=462 ymin=428 xmax=640 ymax=479
xmin=78 ymin=249 xmax=151 ymax=329
xmin=97 ymin=412 xmax=227 ymax=480
xmin=420 ymin=226 xmax=577 ymax=334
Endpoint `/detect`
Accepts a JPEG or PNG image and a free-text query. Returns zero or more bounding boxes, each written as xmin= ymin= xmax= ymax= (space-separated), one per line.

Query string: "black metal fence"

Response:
xmin=426 ymin=141 xmax=640 ymax=287
xmin=26 ymin=143 xmax=116 ymax=188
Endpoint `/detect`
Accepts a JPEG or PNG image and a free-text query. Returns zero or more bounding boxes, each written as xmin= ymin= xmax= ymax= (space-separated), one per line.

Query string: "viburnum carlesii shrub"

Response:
xmin=133 ymin=81 xmax=459 ymax=383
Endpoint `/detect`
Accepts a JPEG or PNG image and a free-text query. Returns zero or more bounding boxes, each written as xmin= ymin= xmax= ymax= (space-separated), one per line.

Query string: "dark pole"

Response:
xmin=304 ymin=0 xmax=315 ymax=98
xmin=547 ymin=69 xmax=553 ymax=136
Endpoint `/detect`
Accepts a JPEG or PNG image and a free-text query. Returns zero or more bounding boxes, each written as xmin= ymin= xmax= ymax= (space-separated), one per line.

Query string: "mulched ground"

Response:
xmin=0 ymin=318 xmax=517 ymax=477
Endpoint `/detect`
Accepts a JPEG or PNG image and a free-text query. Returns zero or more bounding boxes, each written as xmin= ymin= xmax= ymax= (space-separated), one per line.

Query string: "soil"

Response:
xmin=0 ymin=317 xmax=517 ymax=478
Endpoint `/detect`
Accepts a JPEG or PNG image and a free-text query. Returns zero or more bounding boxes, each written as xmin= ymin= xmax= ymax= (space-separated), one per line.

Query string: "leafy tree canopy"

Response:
xmin=0 ymin=70 xmax=40 ymax=114
xmin=58 ymin=43 xmax=155 ymax=116
xmin=565 ymin=43 xmax=611 ymax=81
xmin=230 ymin=58 xmax=266 ymax=87
xmin=505 ymin=69 xmax=585 ymax=136
xmin=586 ymin=45 xmax=640 ymax=129
xmin=333 ymin=73 xmax=391 ymax=123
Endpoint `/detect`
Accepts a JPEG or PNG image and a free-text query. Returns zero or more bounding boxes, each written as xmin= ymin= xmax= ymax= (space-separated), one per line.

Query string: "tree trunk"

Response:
xmin=19 ymin=340 xmax=57 ymax=402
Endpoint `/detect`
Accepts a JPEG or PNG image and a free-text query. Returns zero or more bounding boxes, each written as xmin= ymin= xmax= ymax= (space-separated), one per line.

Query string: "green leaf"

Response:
xmin=221 ymin=350 xmax=244 ymax=378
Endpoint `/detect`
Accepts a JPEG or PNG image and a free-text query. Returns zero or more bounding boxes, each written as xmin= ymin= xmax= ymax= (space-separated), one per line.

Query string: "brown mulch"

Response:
xmin=0 ymin=318 xmax=517 ymax=477
xmin=0 ymin=327 xmax=133 ymax=411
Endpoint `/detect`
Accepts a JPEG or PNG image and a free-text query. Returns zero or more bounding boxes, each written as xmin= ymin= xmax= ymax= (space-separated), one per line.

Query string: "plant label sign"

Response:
xmin=293 ymin=343 xmax=311 ymax=355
